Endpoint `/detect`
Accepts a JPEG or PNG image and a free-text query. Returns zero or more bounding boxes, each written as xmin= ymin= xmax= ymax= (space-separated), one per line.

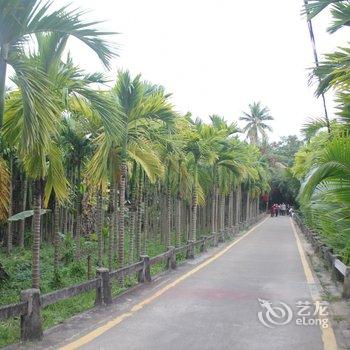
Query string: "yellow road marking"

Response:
xmin=60 ymin=217 xmax=269 ymax=350
xmin=290 ymin=218 xmax=338 ymax=350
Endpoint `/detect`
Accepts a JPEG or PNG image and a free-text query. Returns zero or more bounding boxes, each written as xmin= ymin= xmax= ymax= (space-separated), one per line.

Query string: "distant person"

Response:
xmin=270 ymin=205 xmax=276 ymax=217
xmin=289 ymin=206 xmax=294 ymax=217
xmin=281 ymin=203 xmax=286 ymax=216
xmin=275 ymin=204 xmax=279 ymax=217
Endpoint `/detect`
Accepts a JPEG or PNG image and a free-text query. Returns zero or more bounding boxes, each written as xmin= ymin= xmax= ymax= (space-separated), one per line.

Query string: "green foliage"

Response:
xmin=49 ymin=270 xmax=64 ymax=289
xmin=0 ymin=3 xmax=285 ymax=348
xmin=297 ymin=134 xmax=350 ymax=263
xmin=61 ymin=232 xmax=75 ymax=264
xmin=270 ymin=135 xmax=304 ymax=167
xmin=69 ymin=261 xmax=86 ymax=278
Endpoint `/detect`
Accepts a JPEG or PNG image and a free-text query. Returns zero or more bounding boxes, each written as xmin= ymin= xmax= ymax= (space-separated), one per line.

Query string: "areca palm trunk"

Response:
xmin=18 ymin=176 xmax=28 ymax=249
xmin=32 ymin=179 xmax=43 ymax=289
xmin=0 ymin=44 xmax=9 ymax=128
xmin=53 ymin=199 xmax=60 ymax=272
xmin=129 ymin=207 xmax=136 ymax=263
xmin=108 ymin=182 xmax=115 ymax=270
xmin=211 ymin=186 xmax=217 ymax=235
xmin=191 ymin=191 xmax=198 ymax=242
xmin=129 ymin=165 xmax=139 ymax=263
xmin=304 ymin=0 xmax=331 ymax=134
xmin=235 ymin=187 xmax=240 ymax=225
xmin=113 ymin=184 xmax=118 ymax=258
xmin=246 ymin=191 xmax=250 ymax=223
xmin=215 ymin=184 xmax=219 ymax=234
xmin=118 ymin=161 xmax=127 ymax=268
xmin=176 ymin=193 xmax=182 ymax=247
xmin=75 ymin=162 xmax=82 ymax=259
xmin=191 ymin=167 xmax=198 ymax=242
xmin=142 ymin=179 xmax=148 ymax=255
xmin=75 ymin=207 xmax=81 ymax=259
xmin=6 ymin=157 xmax=13 ymax=254
xmin=219 ymin=194 xmax=225 ymax=235
xmin=166 ymin=181 xmax=172 ymax=248
xmin=96 ymin=187 xmax=103 ymax=267
xmin=136 ymin=172 xmax=143 ymax=259
xmin=228 ymin=190 xmax=233 ymax=231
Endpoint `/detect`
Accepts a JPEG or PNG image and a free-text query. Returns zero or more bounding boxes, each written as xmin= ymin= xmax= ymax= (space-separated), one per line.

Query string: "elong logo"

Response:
xmin=257 ymin=299 xmax=329 ymax=329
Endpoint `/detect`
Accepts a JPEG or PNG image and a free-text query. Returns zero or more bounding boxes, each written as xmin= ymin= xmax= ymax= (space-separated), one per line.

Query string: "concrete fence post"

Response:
xmin=218 ymin=230 xmax=224 ymax=243
xmin=343 ymin=267 xmax=350 ymax=299
xmin=95 ymin=268 xmax=112 ymax=306
xmin=200 ymin=236 xmax=207 ymax=253
xmin=20 ymin=289 xmax=43 ymax=342
xmin=224 ymin=227 xmax=229 ymax=240
xmin=330 ymin=256 xmax=341 ymax=282
xmin=139 ymin=255 xmax=151 ymax=283
xmin=167 ymin=246 xmax=177 ymax=269
xmin=187 ymin=241 xmax=195 ymax=259
xmin=213 ymin=232 xmax=219 ymax=247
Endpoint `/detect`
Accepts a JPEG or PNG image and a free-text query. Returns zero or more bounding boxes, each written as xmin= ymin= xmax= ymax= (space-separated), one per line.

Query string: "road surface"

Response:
xmin=59 ymin=216 xmax=335 ymax=350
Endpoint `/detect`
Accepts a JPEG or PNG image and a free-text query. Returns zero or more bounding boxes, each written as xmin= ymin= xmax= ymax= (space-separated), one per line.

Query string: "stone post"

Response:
xmin=95 ymin=268 xmax=112 ymax=306
xmin=200 ymin=236 xmax=207 ymax=253
xmin=166 ymin=246 xmax=177 ymax=269
xmin=187 ymin=241 xmax=195 ymax=259
xmin=343 ymin=267 xmax=350 ymax=299
xmin=218 ymin=230 xmax=224 ymax=243
xmin=139 ymin=255 xmax=151 ymax=283
xmin=214 ymin=233 xmax=219 ymax=247
xmin=20 ymin=289 xmax=43 ymax=342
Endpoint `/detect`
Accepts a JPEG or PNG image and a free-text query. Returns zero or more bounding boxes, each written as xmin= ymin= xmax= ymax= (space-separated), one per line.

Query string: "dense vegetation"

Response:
xmin=1 ymin=0 xmax=350 ymax=347
xmin=0 ymin=1 xmax=273 ymax=346
xmin=294 ymin=0 xmax=350 ymax=264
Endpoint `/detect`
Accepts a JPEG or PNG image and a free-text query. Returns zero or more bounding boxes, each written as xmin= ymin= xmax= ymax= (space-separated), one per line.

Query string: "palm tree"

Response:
xmin=2 ymin=29 xmax=116 ymax=288
xmin=87 ymin=70 xmax=174 ymax=267
xmin=207 ymin=115 xmax=239 ymax=239
xmin=185 ymin=120 xmax=217 ymax=243
xmin=0 ymin=0 xmax=116 ymax=128
xmin=299 ymin=136 xmax=350 ymax=262
xmin=303 ymin=1 xmax=350 ymax=34
xmin=240 ymin=102 xmax=273 ymax=145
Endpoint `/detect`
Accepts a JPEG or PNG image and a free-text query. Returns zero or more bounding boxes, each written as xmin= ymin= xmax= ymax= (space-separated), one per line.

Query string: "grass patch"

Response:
xmin=0 ymin=230 xmax=211 ymax=348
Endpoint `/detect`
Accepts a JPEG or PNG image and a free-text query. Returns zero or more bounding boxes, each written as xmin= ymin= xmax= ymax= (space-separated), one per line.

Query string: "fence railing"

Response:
xmin=0 ymin=213 xmax=266 ymax=343
xmin=293 ymin=214 xmax=350 ymax=299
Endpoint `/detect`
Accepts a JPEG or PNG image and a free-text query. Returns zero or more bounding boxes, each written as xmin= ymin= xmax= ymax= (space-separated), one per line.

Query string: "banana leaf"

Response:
xmin=8 ymin=209 xmax=51 ymax=222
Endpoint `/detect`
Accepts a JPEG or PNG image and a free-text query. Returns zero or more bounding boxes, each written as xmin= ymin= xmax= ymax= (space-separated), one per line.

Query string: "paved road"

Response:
xmin=65 ymin=217 xmax=328 ymax=350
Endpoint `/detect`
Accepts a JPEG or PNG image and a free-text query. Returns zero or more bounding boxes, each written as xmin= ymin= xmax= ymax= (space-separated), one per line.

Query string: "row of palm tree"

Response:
xmin=0 ymin=0 xmax=272 ymax=289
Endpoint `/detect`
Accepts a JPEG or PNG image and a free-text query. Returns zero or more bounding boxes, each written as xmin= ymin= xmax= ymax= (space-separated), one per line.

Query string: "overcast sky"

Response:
xmin=55 ymin=0 xmax=349 ymax=140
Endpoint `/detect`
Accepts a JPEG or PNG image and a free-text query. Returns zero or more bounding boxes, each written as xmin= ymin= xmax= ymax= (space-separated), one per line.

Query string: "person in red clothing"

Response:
xmin=270 ymin=204 xmax=276 ymax=217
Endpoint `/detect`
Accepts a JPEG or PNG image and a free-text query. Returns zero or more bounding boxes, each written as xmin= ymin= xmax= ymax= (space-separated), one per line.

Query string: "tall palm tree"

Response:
xmin=3 ymin=30 xmax=117 ymax=289
xmin=303 ymin=0 xmax=331 ymax=134
xmin=0 ymin=0 xmax=116 ymax=128
xmin=303 ymin=1 xmax=350 ymax=34
xmin=240 ymin=102 xmax=273 ymax=145
xmin=87 ymin=70 xmax=174 ymax=267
